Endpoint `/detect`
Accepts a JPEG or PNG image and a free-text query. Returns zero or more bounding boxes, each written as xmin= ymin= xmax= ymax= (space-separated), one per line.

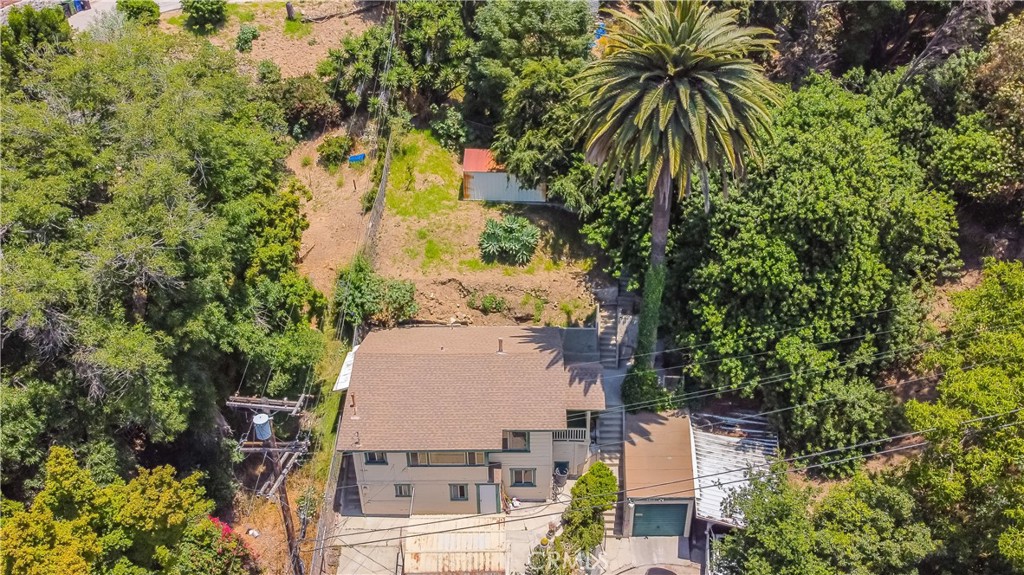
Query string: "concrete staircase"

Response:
xmin=598 ymin=410 xmax=624 ymax=537
xmin=598 ymin=305 xmax=619 ymax=368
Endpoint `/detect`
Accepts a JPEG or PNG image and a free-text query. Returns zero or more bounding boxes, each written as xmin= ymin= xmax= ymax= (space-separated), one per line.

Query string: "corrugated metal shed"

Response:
xmin=401 ymin=527 xmax=506 ymax=575
xmin=461 ymin=148 xmax=547 ymax=204
xmin=692 ymin=428 xmax=778 ymax=526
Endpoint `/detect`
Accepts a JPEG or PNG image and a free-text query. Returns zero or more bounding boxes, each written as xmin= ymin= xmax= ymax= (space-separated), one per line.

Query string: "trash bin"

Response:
xmin=73 ymin=0 xmax=84 ymax=11
xmin=553 ymin=467 xmax=568 ymax=487
xmin=60 ymin=1 xmax=73 ymax=17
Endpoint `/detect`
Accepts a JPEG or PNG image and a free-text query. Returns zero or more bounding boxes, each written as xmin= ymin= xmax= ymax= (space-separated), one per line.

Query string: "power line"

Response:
xmin=630 ymin=304 xmax=905 ymax=361
xmin=310 ymin=413 xmax=1023 ymax=551
xmin=313 ymin=408 xmax=1023 ymax=546
xmin=585 ymin=321 xmax=1020 ymax=418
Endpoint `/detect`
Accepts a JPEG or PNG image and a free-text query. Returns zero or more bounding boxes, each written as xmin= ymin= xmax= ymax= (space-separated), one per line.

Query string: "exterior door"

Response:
xmin=632 ymin=503 xmax=689 ymax=537
xmin=477 ymin=484 xmax=499 ymax=514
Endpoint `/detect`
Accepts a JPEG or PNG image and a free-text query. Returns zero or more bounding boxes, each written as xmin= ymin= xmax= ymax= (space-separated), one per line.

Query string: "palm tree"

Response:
xmin=576 ymin=0 xmax=780 ymax=363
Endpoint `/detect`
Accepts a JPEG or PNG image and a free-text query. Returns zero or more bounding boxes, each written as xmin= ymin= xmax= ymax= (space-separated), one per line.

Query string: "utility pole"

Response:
xmin=255 ymin=414 xmax=305 ymax=575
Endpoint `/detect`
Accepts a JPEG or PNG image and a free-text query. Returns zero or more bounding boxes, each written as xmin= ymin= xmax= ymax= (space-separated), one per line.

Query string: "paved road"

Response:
xmin=68 ymin=0 xmax=181 ymax=29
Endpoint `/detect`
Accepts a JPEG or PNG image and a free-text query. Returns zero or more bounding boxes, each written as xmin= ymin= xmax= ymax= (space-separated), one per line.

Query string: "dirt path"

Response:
xmin=287 ymin=131 xmax=374 ymax=295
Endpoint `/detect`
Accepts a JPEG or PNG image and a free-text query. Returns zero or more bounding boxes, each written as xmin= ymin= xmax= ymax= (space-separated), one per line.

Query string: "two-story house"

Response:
xmin=334 ymin=325 xmax=606 ymax=516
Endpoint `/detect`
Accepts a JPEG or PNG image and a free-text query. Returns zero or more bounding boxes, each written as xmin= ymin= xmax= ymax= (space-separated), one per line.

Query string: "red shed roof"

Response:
xmin=463 ymin=148 xmax=503 ymax=173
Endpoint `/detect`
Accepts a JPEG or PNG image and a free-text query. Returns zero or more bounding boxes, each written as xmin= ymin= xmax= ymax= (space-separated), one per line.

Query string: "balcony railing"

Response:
xmin=553 ymin=428 xmax=588 ymax=442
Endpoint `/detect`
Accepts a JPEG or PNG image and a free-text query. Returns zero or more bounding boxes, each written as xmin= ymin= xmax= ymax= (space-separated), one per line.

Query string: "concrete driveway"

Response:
xmin=601 ymin=536 xmax=702 ymax=575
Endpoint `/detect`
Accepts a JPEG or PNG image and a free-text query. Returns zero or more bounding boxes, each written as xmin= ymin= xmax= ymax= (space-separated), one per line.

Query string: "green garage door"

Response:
xmin=632 ymin=503 xmax=689 ymax=537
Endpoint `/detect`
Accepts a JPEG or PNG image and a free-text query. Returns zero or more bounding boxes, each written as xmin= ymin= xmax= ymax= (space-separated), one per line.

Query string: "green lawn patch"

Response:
xmin=284 ymin=18 xmax=312 ymax=39
xmin=385 ymin=130 xmax=459 ymax=219
xmin=226 ymin=3 xmax=255 ymax=22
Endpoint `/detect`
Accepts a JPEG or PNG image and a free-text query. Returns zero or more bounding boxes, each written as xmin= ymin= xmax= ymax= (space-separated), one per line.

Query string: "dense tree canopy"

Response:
xmin=904 ymin=260 xmax=1024 ymax=575
xmin=492 ymin=57 xmax=586 ymax=190
xmin=658 ymin=76 xmax=960 ymax=467
xmin=0 ymin=447 xmax=258 ymax=575
xmin=466 ymin=0 xmax=592 ymax=124
xmin=0 ymin=27 xmax=324 ymax=501
xmin=717 ymin=468 xmax=935 ymax=575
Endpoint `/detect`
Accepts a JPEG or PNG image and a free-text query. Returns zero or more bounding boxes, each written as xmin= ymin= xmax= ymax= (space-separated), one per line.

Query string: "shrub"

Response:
xmin=334 ymin=254 xmax=418 ymax=329
xmin=562 ymin=462 xmax=617 ymax=553
xmin=479 ymin=215 xmax=540 ymax=266
xmin=360 ymin=186 xmax=377 ymax=213
xmin=930 ymin=113 xmax=1014 ymax=203
xmin=257 ymin=60 xmax=281 ymax=84
xmin=429 ymin=104 xmax=466 ymax=151
xmin=468 ymin=292 xmax=508 ymax=315
xmin=622 ymin=366 xmax=674 ymax=413
xmin=116 ymin=0 xmax=159 ymax=26
xmin=181 ymin=0 xmax=226 ymax=31
xmin=317 ymin=134 xmax=354 ymax=170
xmin=273 ymin=74 xmax=341 ymax=138
xmin=235 ymin=24 xmax=259 ymax=52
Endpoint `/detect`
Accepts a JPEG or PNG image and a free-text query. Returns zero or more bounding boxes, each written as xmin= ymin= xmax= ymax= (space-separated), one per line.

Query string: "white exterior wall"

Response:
xmin=354 ymin=452 xmax=489 ymax=516
xmin=552 ymin=439 xmax=592 ymax=476
xmin=464 ymin=172 xmax=547 ymax=204
xmin=488 ymin=431 xmax=553 ymax=501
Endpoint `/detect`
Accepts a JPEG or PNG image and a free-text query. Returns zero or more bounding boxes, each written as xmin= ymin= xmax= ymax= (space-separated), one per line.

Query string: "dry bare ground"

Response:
xmin=287 ymin=131 xmax=374 ymax=295
xmin=161 ymin=1 xmax=382 ymax=78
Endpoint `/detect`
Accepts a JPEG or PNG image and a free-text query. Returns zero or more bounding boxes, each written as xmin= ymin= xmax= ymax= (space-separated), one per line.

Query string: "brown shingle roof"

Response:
xmin=336 ymin=326 xmax=605 ymax=452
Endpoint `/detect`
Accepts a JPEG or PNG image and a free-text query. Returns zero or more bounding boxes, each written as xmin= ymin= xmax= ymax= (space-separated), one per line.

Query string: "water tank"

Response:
xmin=253 ymin=413 xmax=272 ymax=441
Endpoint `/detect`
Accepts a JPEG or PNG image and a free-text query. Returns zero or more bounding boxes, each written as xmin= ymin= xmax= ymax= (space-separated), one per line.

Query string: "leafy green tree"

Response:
xmin=1 ymin=27 xmax=323 ymax=500
xmin=467 ymin=0 xmax=592 ymax=124
xmin=575 ymin=1 xmax=780 ymax=363
xmin=492 ymin=57 xmax=588 ymax=198
xmin=0 ymin=5 xmax=71 ymax=90
xmin=717 ymin=467 xmax=829 ymax=575
xmin=562 ymin=461 xmax=617 ymax=552
xmin=718 ymin=468 xmax=934 ymax=575
xmin=0 ymin=447 xmax=257 ymax=575
xmin=429 ymin=103 xmax=466 ymax=151
xmin=665 ymin=76 xmax=959 ymax=468
xmin=904 ymin=259 xmax=1024 ymax=574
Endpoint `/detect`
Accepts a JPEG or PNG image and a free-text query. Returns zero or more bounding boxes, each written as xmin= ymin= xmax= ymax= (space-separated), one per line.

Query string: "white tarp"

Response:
xmin=333 ymin=346 xmax=358 ymax=392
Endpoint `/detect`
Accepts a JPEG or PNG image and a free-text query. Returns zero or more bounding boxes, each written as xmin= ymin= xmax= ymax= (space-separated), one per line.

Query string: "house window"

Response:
xmin=502 ymin=431 xmax=529 ymax=451
xmin=408 ymin=452 xmax=486 ymax=466
xmin=449 ymin=484 xmax=468 ymax=501
xmin=430 ymin=452 xmax=468 ymax=465
xmin=511 ymin=468 xmax=536 ymax=487
xmin=364 ymin=452 xmax=387 ymax=465
xmin=395 ymin=484 xmax=412 ymax=498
